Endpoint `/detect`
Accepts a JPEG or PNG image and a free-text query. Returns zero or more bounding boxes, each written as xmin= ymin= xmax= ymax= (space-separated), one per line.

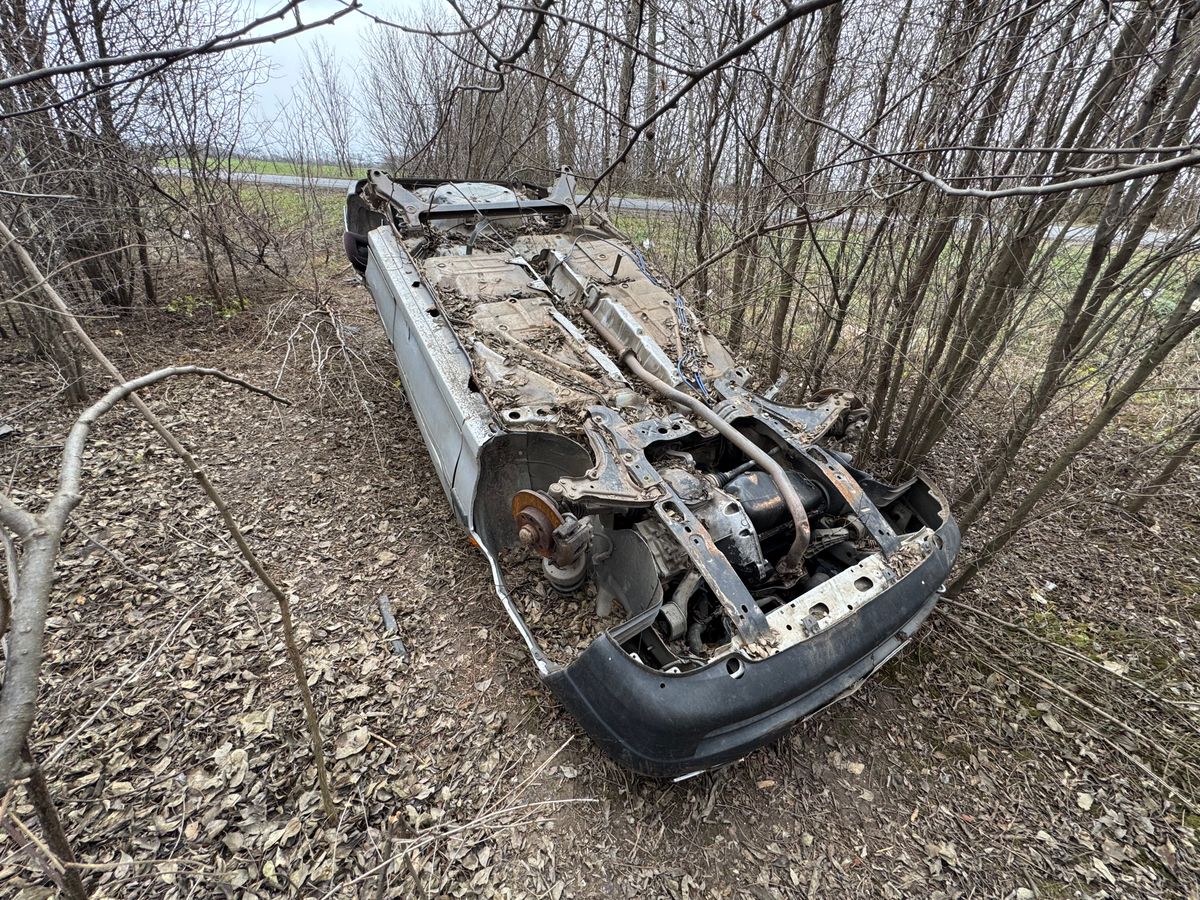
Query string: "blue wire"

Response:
xmin=632 ymin=248 xmax=659 ymax=285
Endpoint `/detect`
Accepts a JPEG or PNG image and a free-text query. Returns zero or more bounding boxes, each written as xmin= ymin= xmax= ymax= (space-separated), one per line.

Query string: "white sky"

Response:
xmin=246 ymin=0 xmax=426 ymax=153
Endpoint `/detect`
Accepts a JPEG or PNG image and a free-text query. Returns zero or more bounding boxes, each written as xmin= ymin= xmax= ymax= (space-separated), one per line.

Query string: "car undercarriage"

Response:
xmin=346 ymin=168 xmax=959 ymax=777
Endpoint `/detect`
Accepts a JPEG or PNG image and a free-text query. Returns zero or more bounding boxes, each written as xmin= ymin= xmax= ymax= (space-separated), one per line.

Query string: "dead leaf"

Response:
xmin=1101 ymin=659 xmax=1129 ymax=676
xmin=334 ymin=726 xmax=370 ymax=759
xmin=925 ymin=841 xmax=959 ymax=867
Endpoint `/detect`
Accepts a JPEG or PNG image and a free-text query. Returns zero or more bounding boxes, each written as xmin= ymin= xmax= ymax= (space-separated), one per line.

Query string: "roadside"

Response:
xmin=153 ymin=166 xmax=1182 ymax=248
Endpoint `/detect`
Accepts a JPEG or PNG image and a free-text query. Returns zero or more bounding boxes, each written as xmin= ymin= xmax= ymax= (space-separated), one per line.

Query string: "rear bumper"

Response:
xmin=543 ymin=517 xmax=959 ymax=778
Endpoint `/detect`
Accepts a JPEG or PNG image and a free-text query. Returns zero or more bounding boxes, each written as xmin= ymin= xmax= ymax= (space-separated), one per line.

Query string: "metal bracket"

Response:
xmin=797 ymin=444 xmax=901 ymax=558
xmin=552 ymin=406 xmax=774 ymax=649
xmin=367 ymin=169 xmax=424 ymax=229
xmin=367 ymin=168 xmax=579 ymax=232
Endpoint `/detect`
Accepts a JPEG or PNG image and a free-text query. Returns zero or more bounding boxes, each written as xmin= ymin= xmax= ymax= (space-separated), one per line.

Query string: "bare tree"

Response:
xmin=300 ymin=37 xmax=359 ymax=175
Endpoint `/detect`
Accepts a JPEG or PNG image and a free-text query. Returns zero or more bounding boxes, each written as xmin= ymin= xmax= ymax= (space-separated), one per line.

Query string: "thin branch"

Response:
xmin=0 ymin=218 xmax=336 ymax=816
xmin=1 ymin=0 xmax=323 ymax=91
xmin=581 ymin=0 xmax=841 ymax=201
xmin=941 ymin=600 xmax=1200 ymax=727
xmin=798 ymin=108 xmax=1200 ymax=199
xmin=0 ymin=366 xmax=282 ymax=794
xmin=1 ymin=1 xmax=360 ymax=119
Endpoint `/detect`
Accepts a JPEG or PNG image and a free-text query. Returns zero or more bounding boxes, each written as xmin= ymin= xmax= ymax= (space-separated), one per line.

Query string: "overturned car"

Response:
xmin=345 ymin=169 xmax=959 ymax=778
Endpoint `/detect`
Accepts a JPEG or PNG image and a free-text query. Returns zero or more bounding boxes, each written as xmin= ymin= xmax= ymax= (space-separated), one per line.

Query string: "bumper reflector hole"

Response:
xmin=854 ymin=576 xmax=873 ymax=592
xmin=725 ymin=657 xmax=744 ymax=679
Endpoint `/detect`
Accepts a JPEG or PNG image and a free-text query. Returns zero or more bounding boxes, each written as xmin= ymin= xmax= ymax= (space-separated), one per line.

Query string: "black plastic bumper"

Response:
xmin=543 ymin=518 xmax=960 ymax=778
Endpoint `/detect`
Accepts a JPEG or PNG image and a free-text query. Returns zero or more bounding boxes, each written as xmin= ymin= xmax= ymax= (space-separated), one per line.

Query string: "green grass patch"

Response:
xmin=162 ymin=155 xmax=355 ymax=180
xmin=165 ymin=293 xmax=250 ymax=319
xmin=245 ymin=184 xmax=344 ymax=232
xmin=233 ymin=157 xmax=353 ymax=179
xmin=1027 ymin=600 xmax=1180 ymax=675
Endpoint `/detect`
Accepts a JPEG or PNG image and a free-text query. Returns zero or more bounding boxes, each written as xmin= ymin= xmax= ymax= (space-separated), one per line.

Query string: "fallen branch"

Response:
xmin=940 ymin=599 xmax=1200 ymax=730
xmin=318 ymin=798 xmax=597 ymax=899
xmin=0 ymin=366 xmax=283 ymax=790
xmin=45 ymin=575 xmax=213 ymax=769
xmin=335 ymin=736 xmax=581 ymax=897
xmin=0 ymin=216 xmax=337 ymax=819
xmin=943 ymin=619 xmax=1199 ymax=811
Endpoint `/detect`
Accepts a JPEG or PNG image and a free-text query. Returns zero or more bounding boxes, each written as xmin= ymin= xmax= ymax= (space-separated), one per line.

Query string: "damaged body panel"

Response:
xmin=347 ymin=169 xmax=959 ymax=777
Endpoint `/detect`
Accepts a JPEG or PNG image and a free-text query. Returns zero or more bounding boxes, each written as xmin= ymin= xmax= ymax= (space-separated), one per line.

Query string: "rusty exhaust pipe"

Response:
xmin=582 ymin=308 xmax=810 ymax=580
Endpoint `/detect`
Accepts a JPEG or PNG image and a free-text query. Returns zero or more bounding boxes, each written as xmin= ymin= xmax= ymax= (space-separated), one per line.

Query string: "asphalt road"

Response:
xmin=156 ymin=167 xmax=676 ymax=213
xmin=157 ymin=167 xmax=1176 ymax=246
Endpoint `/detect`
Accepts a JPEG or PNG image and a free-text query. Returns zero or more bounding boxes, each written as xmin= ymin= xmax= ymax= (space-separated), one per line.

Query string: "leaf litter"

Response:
xmin=0 ymin=281 xmax=1197 ymax=897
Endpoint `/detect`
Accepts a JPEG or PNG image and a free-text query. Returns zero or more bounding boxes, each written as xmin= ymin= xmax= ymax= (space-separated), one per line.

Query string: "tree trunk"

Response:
xmin=766 ymin=3 xmax=842 ymax=382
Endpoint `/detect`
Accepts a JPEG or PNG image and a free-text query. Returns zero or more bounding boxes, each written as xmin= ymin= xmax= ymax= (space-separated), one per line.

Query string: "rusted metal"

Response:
xmin=511 ymin=489 xmax=563 ymax=558
xmin=581 ymin=307 xmax=811 ymax=582
xmin=350 ymin=170 xmax=959 ymax=778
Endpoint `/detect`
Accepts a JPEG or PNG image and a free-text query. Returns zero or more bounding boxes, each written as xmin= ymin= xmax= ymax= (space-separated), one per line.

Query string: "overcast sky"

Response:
xmin=247 ymin=0 xmax=426 ymax=153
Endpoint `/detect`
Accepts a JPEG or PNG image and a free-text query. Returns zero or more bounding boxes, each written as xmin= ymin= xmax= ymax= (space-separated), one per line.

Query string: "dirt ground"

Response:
xmin=2 ymin=272 xmax=1199 ymax=899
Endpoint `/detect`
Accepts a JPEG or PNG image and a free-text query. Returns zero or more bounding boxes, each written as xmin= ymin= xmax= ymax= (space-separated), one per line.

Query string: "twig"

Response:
xmin=945 ymin=621 xmax=1199 ymax=810
xmin=480 ymin=735 xmax=575 ymax=818
xmin=44 ymin=584 xmax=211 ymax=769
xmin=64 ymin=857 xmax=213 ymax=872
xmin=940 ymin=600 xmax=1200 ymax=730
xmin=7 ymin=811 xmax=65 ymax=874
xmin=0 ymin=365 xmax=283 ymax=792
xmin=0 ymin=218 xmax=336 ymax=817
xmin=0 ymin=0 xmax=361 ymax=113
xmin=582 ymin=0 xmax=840 ymax=201
xmin=2 ymin=815 xmax=59 ymax=886
xmin=19 ymin=744 xmax=88 ymax=899
xmin=317 ymin=797 xmax=597 ymax=899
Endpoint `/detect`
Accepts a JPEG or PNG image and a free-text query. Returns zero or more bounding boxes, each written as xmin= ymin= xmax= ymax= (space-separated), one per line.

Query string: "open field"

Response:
xmin=162 ymin=157 xmax=354 ymax=180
